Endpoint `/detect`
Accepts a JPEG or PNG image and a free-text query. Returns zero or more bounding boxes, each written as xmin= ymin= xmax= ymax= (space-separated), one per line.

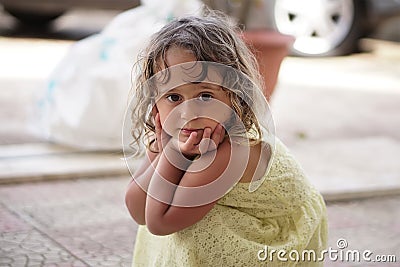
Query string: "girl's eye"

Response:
xmin=198 ymin=93 xmax=213 ymax=102
xmin=166 ymin=94 xmax=181 ymax=102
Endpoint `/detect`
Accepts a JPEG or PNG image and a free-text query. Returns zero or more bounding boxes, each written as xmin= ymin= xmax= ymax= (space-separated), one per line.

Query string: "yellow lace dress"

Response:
xmin=132 ymin=138 xmax=328 ymax=266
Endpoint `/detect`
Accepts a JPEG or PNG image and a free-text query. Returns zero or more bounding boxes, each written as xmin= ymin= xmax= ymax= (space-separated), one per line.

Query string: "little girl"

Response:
xmin=125 ymin=11 xmax=327 ymax=267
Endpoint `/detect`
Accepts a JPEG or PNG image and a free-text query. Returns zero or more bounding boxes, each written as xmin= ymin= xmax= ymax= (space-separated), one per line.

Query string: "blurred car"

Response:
xmin=207 ymin=0 xmax=400 ymax=56
xmin=0 ymin=0 xmax=140 ymax=26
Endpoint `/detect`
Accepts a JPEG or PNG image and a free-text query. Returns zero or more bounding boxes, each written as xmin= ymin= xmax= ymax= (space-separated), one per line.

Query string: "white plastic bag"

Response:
xmin=38 ymin=0 xmax=203 ymax=150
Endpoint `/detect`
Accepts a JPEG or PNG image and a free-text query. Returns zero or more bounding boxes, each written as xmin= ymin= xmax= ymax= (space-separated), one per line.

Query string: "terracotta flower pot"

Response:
xmin=241 ymin=30 xmax=295 ymax=101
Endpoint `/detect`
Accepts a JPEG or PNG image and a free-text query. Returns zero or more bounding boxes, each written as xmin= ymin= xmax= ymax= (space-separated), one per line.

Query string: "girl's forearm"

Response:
xmin=144 ymin=139 xmax=232 ymax=235
xmin=145 ymin=150 xmax=191 ymax=234
xmin=125 ymin=151 xmax=160 ymax=225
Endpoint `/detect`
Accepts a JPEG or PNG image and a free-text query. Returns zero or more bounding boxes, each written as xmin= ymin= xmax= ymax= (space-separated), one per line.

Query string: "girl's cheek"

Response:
xmin=159 ymin=115 xmax=176 ymax=136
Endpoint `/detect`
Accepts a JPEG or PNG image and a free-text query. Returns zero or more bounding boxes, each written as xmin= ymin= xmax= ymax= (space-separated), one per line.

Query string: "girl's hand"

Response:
xmin=179 ymin=124 xmax=225 ymax=158
xmin=153 ymin=110 xmax=226 ymax=159
xmin=153 ymin=113 xmax=170 ymax=153
xmin=200 ymin=123 xmax=225 ymax=154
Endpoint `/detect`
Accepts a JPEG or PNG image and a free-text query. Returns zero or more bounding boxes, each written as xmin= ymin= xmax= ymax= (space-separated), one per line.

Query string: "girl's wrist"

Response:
xmin=170 ymin=142 xmax=200 ymax=161
xmin=161 ymin=144 xmax=195 ymax=170
xmin=181 ymin=152 xmax=199 ymax=161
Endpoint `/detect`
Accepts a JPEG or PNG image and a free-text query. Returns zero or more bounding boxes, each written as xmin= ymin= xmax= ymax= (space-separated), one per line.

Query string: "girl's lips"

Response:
xmin=180 ymin=128 xmax=201 ymax=136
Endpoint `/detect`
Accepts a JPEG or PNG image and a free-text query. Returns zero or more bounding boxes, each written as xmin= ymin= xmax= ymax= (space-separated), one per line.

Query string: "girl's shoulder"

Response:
xmin=235 ymin=141 xmax=272 ymax=183
xmin=221 ymin=137 xmax=317 ymax=203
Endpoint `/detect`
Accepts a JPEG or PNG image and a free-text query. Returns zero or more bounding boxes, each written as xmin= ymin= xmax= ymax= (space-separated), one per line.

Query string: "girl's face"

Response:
xmin=155 ymin=46 xmax=233 ymax=144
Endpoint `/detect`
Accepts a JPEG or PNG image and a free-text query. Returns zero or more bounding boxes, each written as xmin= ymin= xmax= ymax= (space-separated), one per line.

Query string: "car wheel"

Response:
xmin=271 ymin=0 xmax=367 ymax=56
xmin=4 ymin=7 xmax=64 ymax=26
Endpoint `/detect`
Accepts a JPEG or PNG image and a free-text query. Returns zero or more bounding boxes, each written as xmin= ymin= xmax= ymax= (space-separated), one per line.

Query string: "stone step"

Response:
xmin=290 ymin=137 xmax=400 ymax=202
xmin=0 ymin=143 xmax=130 ymax=184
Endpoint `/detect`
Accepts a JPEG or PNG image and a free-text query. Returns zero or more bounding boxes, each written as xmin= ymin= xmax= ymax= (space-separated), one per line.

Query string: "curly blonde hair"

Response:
xmin=129 ymin=10 xmax=265 ymax=157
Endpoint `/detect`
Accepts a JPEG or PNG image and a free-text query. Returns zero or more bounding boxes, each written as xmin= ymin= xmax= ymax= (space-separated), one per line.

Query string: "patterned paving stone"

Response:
xmin=0 ymin=177 xmax=137 ymax=267
xmin=0 ymin=227 xmax=86 ymax=266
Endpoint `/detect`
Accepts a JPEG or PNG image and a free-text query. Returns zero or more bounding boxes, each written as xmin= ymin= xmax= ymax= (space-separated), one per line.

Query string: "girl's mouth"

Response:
xmin=180 ymin=128 xmax=201 ymax=136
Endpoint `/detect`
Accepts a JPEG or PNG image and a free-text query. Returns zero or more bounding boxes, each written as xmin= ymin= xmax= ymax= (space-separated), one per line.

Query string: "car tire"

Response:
xmin=270 ymin=0 xmax=367 ymax=56
xmin=4 ymin=7 xmax=64 ymax=26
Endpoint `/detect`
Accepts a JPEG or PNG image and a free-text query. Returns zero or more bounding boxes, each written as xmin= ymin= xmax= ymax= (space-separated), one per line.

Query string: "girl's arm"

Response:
xmin=125 ymin=149 xmax=159 ymax=225
xmin=145 ymin=139 xmax=234 ymax=235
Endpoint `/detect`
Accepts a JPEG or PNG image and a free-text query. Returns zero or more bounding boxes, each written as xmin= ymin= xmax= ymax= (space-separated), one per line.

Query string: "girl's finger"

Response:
xmin=210 ymin=124 xmax=222 ymax=147
xmin=185 ymin=131 xmax=198 ymax=147
xmin=154 ymin=113 xmax=161 ymax=132
xmin=219 ymin=125 xmax=226 ymax=144
xmin=155 ymin=113 xmax=163 ymax=151
xmin=199 ymin=128 xmax=211 ymax=154
xmin=151 ymin=106 xmax=158 ymax=118
xmin=202 ymin=127 xmax=212 ymax=140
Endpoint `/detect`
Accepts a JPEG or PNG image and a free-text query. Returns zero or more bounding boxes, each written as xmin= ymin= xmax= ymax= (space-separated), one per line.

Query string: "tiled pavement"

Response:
xmin=1 ymin=177 xmax=399 ymax=267
xmin=0 ymin=178 xmax=136 ymax=267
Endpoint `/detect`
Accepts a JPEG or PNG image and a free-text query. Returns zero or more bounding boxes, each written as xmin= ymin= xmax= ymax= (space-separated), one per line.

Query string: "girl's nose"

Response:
xmin=180 ymin=100 xmax=198 ymax=120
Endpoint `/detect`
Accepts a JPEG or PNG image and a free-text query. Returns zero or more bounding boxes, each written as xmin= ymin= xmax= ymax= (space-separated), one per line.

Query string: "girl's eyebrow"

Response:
xmin=196 ymin=83 xmax=222 ymax=91
xmin=164 ymin=89 xmax=179 ymax=94
xmin=163 ymin=83 xmax=222 ymax=95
